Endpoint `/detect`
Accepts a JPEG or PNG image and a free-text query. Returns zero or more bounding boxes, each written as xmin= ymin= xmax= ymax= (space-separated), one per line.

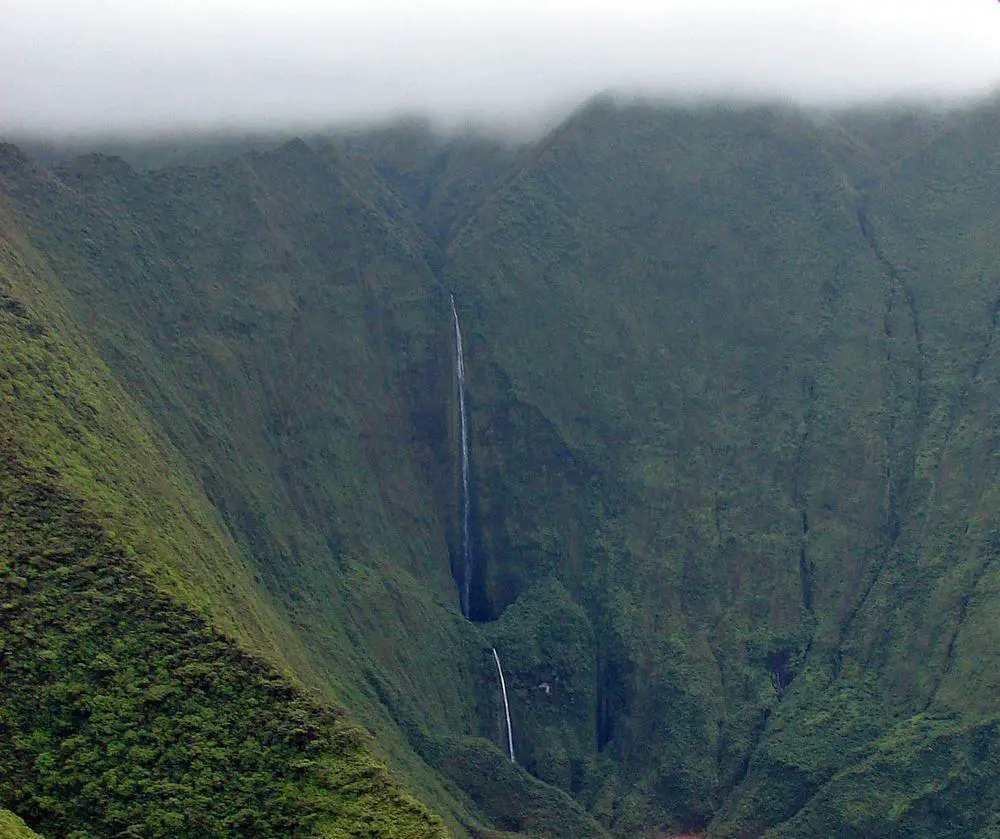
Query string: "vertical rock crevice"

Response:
xmin=793 ymin=375 xmax=816 ymax=617
xmin=837 ymin=196 xmax=925 ymax=651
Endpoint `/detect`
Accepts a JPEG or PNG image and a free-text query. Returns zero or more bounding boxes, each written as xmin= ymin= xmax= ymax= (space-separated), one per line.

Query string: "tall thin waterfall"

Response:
xmin=491 ymin=647 xmax=515 ymax=762
xmin=451 ymin=294 xmax=473 ymax=619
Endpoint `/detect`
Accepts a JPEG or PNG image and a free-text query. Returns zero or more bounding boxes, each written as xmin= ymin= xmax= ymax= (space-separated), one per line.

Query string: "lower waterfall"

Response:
xmin=491 ymin=647 xmax=515 ymax=762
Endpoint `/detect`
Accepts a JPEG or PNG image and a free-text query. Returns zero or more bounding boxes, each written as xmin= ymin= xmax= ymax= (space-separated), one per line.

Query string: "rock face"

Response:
xmin=2 ymin=95 xmax=1000 ymax=837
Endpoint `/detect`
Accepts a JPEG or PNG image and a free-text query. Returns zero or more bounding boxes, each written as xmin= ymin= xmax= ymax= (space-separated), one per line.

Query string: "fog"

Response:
xmin=4 ymin=0 xmax=1000 ymax=135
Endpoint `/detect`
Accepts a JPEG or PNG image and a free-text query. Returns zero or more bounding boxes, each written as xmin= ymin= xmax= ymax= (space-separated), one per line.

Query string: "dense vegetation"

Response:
xmin=0 ymin=198 xmax=444 ymax=837
xmin=0 ymin=451 xmax=442 ymax=837
xmin=1 ymin=94 xmax=1000 ymax=836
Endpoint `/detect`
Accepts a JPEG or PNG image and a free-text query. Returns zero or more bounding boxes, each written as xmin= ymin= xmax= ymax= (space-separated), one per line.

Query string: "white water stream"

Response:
xmin=451 ymin=294 xmax=473 ymax=619
xmin=491 ymin=647 xmax=515 ymax=762
xmin=451 ymin=301 xmax=515 ymax=761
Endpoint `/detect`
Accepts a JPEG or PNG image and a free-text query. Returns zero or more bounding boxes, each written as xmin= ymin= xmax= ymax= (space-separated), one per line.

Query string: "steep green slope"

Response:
xmin=0 ymin=140 xmax=608 ymax=837
xmin=440 ymin=97 xmax=1000 ymax=834
xmin=0 ymin=188 xmax=445 ymax=836
xmin=0 ymin=159 xmax=314 ymax=665
xmin=442 ymin=99 xmax=892 ymax=832
xmin=744 ymin=95 xmax=1000 ymax=839
xmin=0 ymin=451 xmax=441 ymax=838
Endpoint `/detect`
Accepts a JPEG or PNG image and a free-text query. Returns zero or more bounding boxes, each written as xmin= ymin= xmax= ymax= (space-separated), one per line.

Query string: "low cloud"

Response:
xmin=4 ymin=0 xmax=1000 ymax=134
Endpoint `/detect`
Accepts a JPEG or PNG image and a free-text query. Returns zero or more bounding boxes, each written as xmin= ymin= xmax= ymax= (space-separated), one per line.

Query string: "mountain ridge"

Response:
xmin=2 ymin=95 xmax=1000 ymax=836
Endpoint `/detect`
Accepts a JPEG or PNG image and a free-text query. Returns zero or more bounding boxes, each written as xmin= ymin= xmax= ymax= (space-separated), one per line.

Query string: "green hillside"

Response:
xmin=0 ymin=168 xmax=445 ymax=837
xmin=0 ymin=811 xmax=40 ymax=839
xmin=440 ymin=97 xmax=1000 ymax=835
xmin=1 ymin=95 xmax=1000 ymax=836
xmin=0 ymin=138 xmax=606 ymax=837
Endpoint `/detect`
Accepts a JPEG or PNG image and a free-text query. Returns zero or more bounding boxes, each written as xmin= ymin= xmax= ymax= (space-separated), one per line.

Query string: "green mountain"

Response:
xmin=2 ymin=93 xmax=1000 ymax=837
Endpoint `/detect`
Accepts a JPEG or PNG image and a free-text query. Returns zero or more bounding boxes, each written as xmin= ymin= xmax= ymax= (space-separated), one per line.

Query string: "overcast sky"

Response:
xmin=3 ymin=0 xmax=1000 ymax=135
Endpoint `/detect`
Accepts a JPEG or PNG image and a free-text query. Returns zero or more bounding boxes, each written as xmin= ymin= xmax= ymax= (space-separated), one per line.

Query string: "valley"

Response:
xmin=2 ymin=95 xmax=1000 ymax=837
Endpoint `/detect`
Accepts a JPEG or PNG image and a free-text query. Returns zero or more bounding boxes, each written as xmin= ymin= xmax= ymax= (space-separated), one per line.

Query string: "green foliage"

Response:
xmin=764 ymin=713 xmax=1000 ymax=838
xmin=2 ymin=94 xmax=1000 ymax=837
xmin=0 ymin=199 xmax=446 ymax=835
xmin=0 ymin=451 xmax=443 ymax=838
xmin=0 ymin=810 xmax=41 ymax=839
xmin=416 ymin=735 xmax=607 ymax=839
xmin=487 ymin=579 xmax=596 ymax=792
xmin=0 ymin=140 xmax=485 ymax=833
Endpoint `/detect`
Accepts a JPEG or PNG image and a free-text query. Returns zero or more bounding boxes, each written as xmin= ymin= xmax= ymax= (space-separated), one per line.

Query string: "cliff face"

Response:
xmin=1 ymin=96 xmax=1000 ymax=837
xmin=0 ymin=175 xmax=446 ymax=837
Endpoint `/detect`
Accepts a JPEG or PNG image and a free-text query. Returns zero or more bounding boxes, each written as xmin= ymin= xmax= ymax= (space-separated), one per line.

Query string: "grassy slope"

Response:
xmin=0 ymin=451 xmax=442 ymax=838
xmin=708 ymin=100 xmax=1000 ymax=839
xmin=0 ymin=156 xmax=315 ymax=671
xmin=753 ymin=96 xmax=1000 ymax=839
xmin=0 ymin=186 xmax=444 ymax=837
xmin=0 ymin=811 xmax=40 ymax=839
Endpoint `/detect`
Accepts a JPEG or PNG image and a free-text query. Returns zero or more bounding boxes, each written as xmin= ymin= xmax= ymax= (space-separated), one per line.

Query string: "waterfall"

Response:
xmin=451 ymin=294 xmax=473 ymax=619
xmin=491 ymin=647 xmax=515 ymax=762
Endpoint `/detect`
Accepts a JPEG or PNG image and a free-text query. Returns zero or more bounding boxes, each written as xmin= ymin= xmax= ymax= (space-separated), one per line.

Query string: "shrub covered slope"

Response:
xmin=1 ymin=96 xmax=1000 ymax=836
xmin=0 ymin=182 xmax=445 ymax=837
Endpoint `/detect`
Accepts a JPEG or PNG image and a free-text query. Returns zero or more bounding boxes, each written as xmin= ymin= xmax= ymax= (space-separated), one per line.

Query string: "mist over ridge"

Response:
xmin=4 ymin=0 xmax=1000 ymax=135
xmin=11 ymin=88 xmax=1000 ymax=178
